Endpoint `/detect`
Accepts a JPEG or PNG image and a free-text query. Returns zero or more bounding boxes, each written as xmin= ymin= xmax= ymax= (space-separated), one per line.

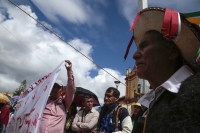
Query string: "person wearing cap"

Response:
xmin=131 ymin=103 xmax=141 ymax=117
xmin=39 ymin=60 xmax=76 ymax=133
xmin=0 ymin=102 xmax=10 ymax=133
xmin=131 ymin=103 xmax=141 ymax=126
xmin=124 ymin=7 xmax=200 ymax=133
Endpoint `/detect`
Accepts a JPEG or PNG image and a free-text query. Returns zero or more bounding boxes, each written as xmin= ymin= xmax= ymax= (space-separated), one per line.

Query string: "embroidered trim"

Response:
xmin=194 ymin=48 xmax=200 ymax=64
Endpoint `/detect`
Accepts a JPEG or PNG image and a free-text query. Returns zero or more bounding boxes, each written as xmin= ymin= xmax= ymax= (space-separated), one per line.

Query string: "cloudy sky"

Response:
xmin=0 ymin=0 xmax=199 ymax=103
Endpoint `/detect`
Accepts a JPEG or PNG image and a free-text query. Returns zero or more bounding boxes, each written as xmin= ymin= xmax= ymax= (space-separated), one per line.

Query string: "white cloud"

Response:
xmin=31 ymin=0 xmax=105 ymax=26
xmin=0 ymin=1 xmax=126 ymax=103
xmin=117 ymin=0 xmax=138 ymax=26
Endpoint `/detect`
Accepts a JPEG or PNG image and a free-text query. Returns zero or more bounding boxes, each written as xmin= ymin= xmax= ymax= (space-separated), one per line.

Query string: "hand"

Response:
xmin=65 ymin=60 xmax=72 ymax=71
xmin=91 ymin=128 xmax=95 ymax=133
xmin=76 ymin=122 xmax=81 ymax=127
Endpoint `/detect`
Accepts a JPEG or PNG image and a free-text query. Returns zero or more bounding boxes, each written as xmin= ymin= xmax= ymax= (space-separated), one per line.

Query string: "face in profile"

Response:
xmin=104 ymin=91 xmax=118 ymax=106
xmin=83 ymin=97 xmax=93 ymax=111
xmin=50 ymin=83 xmax=63 ymax=100
xmin=133 ymin=31 xmax=171 ymax=80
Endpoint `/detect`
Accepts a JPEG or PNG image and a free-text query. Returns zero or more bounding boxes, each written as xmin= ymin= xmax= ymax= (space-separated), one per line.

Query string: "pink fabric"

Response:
xmin=39 ymin=71 xmax=76 ymax=133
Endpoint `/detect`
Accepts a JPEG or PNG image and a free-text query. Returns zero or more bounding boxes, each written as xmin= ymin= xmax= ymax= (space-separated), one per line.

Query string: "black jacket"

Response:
xmin=145 ymin=72 xmax=200 ymax=133
xmin=132 ymin=107 xmax=147 ymax=133
xmin=96 ymin=103 xmax=129 ymax=133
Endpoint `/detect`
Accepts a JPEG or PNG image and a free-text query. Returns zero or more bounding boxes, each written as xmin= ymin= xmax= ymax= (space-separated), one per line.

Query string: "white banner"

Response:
xmin=6 ymin=61 xmax=65 ymax=133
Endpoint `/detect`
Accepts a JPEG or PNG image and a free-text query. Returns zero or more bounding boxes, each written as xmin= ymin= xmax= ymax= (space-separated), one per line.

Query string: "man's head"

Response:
xmin=104 ymin=87 xmax=120 ymax=106
xmin=50 ymin=80 xmax=63 ymax=100
xmin=82 ymin=95 xmax=93 ymax=111
xmin=133 ymin=30 xmax=183 ymax=80
xmin=125 ymin=7 xmax=200 ymax=73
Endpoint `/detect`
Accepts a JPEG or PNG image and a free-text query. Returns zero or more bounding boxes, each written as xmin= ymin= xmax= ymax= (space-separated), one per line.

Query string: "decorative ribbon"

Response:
xmin=124 ymin=35 xmax=135 ymax=60
xmin=186 ymin=18 xmax=200 ymax=24
xmin=182 ymin=11 xmax=200 ymax=18
xmin=183 ymin=11 xmax=200 ymax=25
xmin=130 ymin=12 xmax=141 ymax=31
xmin=124 ymin=12 xmax=140 ymax=60
xmin=161 ymin=8 xmax=180 ymax=40
xmin=194 ymin=48 xmax=200 ymax=64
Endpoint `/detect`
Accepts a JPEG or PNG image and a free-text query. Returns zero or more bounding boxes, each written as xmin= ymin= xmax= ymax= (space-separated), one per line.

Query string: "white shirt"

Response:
xmin=138 ymin=65 xmax=193 ymax=108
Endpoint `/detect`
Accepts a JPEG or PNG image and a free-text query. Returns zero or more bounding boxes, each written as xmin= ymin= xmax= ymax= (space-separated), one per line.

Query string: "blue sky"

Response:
xmin=0 ymin=0 xmax=199 ymax=103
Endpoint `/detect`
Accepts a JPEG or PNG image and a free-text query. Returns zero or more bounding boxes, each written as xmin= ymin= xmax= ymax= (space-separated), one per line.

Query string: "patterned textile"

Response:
xmin=100 ymin=103 xmax=120 ymax=133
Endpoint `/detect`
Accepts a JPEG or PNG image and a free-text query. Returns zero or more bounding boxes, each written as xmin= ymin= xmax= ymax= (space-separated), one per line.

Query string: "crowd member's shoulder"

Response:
xmin=91 ymin=108 xmax=100 ymax=117
xmin=118 ymin=107 xmax=130 ymax=120
xmin=92 ymin=108 xmax=99 ymax=113
xmin=120 ymin=107 xmax=129 ymax=115
xmin=76 ymin=109 xmax=84 ymax=115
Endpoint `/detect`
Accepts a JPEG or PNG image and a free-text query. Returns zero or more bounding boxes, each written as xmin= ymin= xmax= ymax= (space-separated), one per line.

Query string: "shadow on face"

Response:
xmin=82 ymin=97 xmax=93 ymax=111
xmin=133 ymin=30 xmax=183 ymax=80
xmin=50 ymin=83 xmax=63 ymax=100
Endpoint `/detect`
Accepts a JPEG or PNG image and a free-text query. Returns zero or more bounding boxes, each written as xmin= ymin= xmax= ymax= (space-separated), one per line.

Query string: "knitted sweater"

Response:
xmin=145 ymin=72 xmax=200 ymax=133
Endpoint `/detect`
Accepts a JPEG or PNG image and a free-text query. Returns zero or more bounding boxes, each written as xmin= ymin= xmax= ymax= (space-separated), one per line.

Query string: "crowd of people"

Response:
xmin=0 ymin=6 xmax=200 ymax=133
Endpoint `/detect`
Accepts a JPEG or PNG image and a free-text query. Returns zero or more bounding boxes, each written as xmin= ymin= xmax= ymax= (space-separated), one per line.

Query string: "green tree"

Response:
xmin=13 ymin=80 xmax=27 ymax=96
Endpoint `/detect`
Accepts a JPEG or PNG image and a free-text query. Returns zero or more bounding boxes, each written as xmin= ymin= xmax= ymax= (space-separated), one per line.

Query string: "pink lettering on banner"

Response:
xmin=17 ymin=117 xmax=23 ymax=129
xmin=32 ymin=94 xmax=35 ymax=100
xmin=24 ymin=97 xmax=30 ymax=105
xmin=44 ymin=81 xmax=51 ymax=92
xmin=32 ymin=113 xmax=40 ymax=127
xmin=35 ymin=73 xmax=51 ymax=86
xmin=29 ymin=85 xmax=34 ymax=90
xmin=32 ymin=90 xmax=38 ymax=100
xmin=22 ymin=108 xmax=36 ymax=132
xmin=25 ymin=108 xmax=35 ymax=117
xmin=21 ymin=90 xmax=29 ymax=98
xmin=15 ymin=101 xmax=23 ymax=112
xmin=25 ymin=120 xmax=31 ymax=133
xmin=43 ymin=85 xmax=48 ymax=91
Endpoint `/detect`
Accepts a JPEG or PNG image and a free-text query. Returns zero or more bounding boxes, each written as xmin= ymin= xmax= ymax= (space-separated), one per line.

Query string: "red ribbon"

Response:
xmin=130 ymin=12 xmax=141 ymax=31
xmin=124 ymin=35 xmax=135 ymax=60
xmin=124 ymin=12 xmax=141 ymax=60
xmin=162 ymin=8 xmax=179 ymax=40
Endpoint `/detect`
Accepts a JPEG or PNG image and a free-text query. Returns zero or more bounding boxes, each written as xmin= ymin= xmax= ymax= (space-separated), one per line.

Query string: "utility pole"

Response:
xmin=138 ymin=0 xmax=148 ymax=94
xmin=138 ymin=0 xmax=148 ymax=11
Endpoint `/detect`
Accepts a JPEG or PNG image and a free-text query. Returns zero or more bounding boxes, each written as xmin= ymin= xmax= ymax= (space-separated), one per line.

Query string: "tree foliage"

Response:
xmin=13 ymin=80 xmax=27 ymax=96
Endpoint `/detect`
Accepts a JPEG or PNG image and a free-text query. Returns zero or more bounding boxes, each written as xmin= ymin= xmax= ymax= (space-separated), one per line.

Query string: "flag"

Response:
xmin=6 ymin=61 xmax=66 ymax=133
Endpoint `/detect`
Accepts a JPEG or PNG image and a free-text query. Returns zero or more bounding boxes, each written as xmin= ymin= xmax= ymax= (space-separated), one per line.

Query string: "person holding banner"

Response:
xmin=39 ymin=60 xmax=76 ymax=133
